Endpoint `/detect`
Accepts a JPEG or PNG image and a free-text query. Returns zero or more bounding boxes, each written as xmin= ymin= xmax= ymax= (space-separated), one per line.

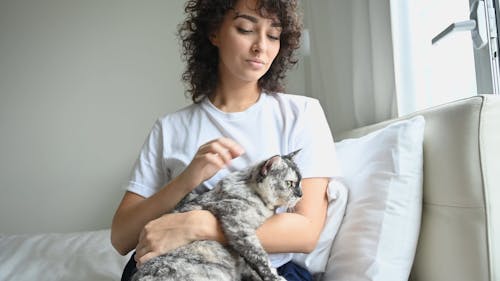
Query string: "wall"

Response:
xmin=0 ymin=0 xmax=189 ymax=233
xmin=0 ymin=0 xmax=306 ymax=234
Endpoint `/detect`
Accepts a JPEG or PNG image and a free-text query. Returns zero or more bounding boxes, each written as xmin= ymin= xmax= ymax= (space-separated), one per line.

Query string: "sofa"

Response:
xmin=334 ymin=95 xmax=500 ymax=281
xmin=0 ymin=95 xmax=498 ymax=281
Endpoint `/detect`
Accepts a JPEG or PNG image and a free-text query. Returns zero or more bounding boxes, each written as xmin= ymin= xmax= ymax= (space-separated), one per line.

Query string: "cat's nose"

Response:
xmin=294 ymin=187 xmax=302 ymax=197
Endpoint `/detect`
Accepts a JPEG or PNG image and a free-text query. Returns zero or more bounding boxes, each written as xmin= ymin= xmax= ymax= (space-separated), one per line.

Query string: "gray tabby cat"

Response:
xmin=131 ymin=150 xmax=303 ymax=281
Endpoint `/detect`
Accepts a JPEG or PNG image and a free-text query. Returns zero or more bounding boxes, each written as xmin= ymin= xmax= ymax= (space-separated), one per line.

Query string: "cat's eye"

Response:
xmin=286 ymin=181 xmax=295 ymax=188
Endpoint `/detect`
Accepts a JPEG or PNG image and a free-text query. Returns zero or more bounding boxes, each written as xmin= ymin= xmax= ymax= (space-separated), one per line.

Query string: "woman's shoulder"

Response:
xmin=157 ymin=102 xmax=201 ymax=123
xmin=144 ymin=102 xmax=203 ymax=136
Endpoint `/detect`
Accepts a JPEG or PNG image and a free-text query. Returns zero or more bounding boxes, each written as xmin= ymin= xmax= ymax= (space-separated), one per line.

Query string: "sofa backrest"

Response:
xmin=335 ymin=95 xmax=500 ymax=281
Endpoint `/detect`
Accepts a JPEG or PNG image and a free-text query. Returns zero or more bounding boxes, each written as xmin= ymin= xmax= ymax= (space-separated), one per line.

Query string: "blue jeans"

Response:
xmin=276 ymin=260 xmax=313 ymax=281
xmin=121 ymin=253 xmax=313 ymax=281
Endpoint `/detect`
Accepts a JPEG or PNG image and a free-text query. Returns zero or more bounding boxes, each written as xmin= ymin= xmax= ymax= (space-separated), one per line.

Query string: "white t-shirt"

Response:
xmin=126 ymin=92 xmax=340 ymax=267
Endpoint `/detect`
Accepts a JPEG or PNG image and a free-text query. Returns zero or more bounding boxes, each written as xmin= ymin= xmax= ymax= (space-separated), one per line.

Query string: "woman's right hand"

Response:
xmin=134 ymin=209 xmax=226 ymax=266
xmin=111 ymin=138 xmax=243 ymax=257
xmin=178 ymin=137 xmax=245 ymax=189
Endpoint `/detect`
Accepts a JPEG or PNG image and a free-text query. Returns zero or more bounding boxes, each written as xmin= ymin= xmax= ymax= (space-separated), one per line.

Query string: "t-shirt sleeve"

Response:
xmin=126 ymin=119 xmax=167 ymax=198
xmin=292 ymin=99 xmax=341 ymax=179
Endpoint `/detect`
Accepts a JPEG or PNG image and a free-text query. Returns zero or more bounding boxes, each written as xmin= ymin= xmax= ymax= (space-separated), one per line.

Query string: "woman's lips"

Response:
xmin=246 ymin=59 xmax=265 ymax=69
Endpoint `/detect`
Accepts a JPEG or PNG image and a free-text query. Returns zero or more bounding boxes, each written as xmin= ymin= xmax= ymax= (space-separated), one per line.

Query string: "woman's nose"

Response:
xmin=252 ymin=43 xmax=260 ymax=54
xmin=251 ymin=32 xmax=267 ymax=54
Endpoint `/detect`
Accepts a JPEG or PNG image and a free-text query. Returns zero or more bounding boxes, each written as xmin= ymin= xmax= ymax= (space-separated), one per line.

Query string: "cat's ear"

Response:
xmin=285 ymin=149 xmax=302 ymax=160
xmin=260 ymin=155 xmax=281 ymax=176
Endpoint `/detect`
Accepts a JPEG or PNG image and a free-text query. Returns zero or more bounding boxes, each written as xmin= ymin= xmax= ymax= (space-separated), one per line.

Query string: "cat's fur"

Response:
xmin=131 ymin=151 xmax=303 ymax=281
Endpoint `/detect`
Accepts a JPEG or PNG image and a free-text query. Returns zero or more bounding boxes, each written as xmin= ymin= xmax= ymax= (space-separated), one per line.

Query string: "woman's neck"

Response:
xmin=210 ymin=82 xmax=261 ymax=113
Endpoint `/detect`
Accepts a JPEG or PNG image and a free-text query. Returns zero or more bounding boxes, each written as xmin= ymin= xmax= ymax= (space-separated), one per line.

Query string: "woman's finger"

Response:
xmin=134 ymin=244 xmax=149 ymax=260
xmin=200 ymin=137 xmax=244 ymax=159
xmin=136 ymin=250 xmax=159 ymax=267
xmin=203 ymin=151 xmax=227 ymax=169
xmin=206 ymin=142 xmax=233 ymax=164
xmin=215 ymin=137 xmax=245 ymax=157
xmin=134 ymin=240 xmax=150 ymax=262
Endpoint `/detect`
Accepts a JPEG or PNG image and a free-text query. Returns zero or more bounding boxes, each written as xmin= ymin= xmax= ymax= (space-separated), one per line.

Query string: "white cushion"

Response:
xmin=323 ymin=116 xmax=425 ymax=281
xmin=0 ymin=229 xmax=131 ymax=281
xmin=293 ymin=179 xmax=348 ymax=273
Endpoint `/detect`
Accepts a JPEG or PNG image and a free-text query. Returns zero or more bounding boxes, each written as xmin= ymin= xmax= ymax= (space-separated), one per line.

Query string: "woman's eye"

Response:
xmin=237 ymin=27 xmax=252 ymax=34
xmin=267 ymin=34 xmax=280 ymax=41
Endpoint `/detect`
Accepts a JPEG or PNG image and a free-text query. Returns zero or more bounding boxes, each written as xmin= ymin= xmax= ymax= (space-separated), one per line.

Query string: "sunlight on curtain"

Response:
xmin=391 ymin=0 xmax=477 ymax=116
xmin=304 ymin=0 xmax=397 ymax=134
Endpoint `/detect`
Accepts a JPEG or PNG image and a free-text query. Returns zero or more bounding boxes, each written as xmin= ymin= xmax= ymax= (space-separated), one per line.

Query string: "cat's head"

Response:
xmin=252 ymin=150 xmax=303 ymax=210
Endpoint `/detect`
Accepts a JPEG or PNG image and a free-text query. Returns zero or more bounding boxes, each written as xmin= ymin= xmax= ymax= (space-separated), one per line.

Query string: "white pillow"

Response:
xmin=293 ymin=179 xmax=348 ymax=273
xmin=323 ymin=116 xmax=425 ymax=281
xmin=0 ymin=229 xmax=131 ymax=281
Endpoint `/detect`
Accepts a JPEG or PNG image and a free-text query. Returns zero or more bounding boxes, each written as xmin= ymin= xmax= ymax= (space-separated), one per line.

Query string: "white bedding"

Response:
xmin=0 ymin=229 xmax=131 ymax=281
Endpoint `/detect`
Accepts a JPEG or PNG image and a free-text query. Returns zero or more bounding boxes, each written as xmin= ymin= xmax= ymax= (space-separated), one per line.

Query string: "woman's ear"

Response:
xmin=209 ymin=32 xmax=219 ymax=46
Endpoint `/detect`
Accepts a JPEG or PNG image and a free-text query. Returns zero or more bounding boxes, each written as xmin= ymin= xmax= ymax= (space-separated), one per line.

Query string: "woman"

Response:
xmin=111 ymin=0 xmax=340 ymax=280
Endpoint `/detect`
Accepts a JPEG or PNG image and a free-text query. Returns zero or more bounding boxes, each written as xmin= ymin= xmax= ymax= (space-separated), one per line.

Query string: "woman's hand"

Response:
xmin=134 ymin=212 xmax=192 ymax=266
xmin=126 ymin=138 xmax=244 ymax=266
xmin=134 ymin=210 xmax=225 ymax=266
xmin=178 ymin=137 xmax=245 ymax=189
xmin=112 ymin=138 xmax=242 ymax=260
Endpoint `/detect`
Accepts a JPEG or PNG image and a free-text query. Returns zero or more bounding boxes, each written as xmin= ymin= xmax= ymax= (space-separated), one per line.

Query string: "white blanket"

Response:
xmin=0 ymin=229 xmax=131 ymax=281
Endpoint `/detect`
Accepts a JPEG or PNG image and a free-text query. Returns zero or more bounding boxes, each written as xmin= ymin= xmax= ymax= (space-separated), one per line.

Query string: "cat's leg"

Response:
xmin=229 ymin=233 xmax=283 ymax=281
xmin=240 ymin=258 xmax=275 ymax=281
xmin=226 ymin=231 xmax=283 ymax=281
xmin=212 ymin=208 xmax=282 ymax=281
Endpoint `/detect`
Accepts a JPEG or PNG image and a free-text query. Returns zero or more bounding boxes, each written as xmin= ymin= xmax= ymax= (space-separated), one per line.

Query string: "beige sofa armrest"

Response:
xmin=336 ymin=95 xmax=500 ymax=281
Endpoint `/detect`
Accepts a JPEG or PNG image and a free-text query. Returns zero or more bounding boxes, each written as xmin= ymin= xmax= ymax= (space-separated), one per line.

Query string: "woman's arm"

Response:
xmin=257 ymin=177 xmax=329 ymax=253
xmin=129 ymin=177 xmax=328 ymax=266
xmin=111 ymin=137 xmax=244 ymax=257
xmin=197 ymin=177 xmax=329 ymax=253
xmin=111 ymin=174 xmax=197 ymax=256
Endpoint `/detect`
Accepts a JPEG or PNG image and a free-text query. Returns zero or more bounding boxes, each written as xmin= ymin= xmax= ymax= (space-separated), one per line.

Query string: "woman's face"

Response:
xmin=210 ymin=0 xmax=281 ymax=86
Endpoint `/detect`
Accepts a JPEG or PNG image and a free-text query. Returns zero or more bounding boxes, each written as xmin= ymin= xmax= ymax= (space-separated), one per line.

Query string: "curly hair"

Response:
xmin=178 ymin=0 xmax=302 ymax=103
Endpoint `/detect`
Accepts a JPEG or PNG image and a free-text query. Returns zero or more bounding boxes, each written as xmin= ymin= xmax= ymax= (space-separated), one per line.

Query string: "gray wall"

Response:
xmin=0 ymin=0 xmax=306 ymax=234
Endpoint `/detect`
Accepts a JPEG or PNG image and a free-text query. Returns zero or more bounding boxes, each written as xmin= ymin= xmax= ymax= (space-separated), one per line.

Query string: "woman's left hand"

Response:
xmin=134 ymin=209 xmax=224 ymax=266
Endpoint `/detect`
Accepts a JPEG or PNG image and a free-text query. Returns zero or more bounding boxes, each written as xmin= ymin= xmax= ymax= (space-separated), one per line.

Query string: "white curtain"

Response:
xmin=303 ymin=0 xmax=398 ymax=134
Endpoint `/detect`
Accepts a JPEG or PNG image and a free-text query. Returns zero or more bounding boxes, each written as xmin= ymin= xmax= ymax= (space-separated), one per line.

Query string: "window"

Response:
xmin=391 ymin=0 xmax=499 ymax=115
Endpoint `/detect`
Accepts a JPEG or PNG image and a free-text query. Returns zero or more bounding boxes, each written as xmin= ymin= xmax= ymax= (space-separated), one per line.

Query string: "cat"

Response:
xmin=131 ymin=150 xmax=303 ymax=281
